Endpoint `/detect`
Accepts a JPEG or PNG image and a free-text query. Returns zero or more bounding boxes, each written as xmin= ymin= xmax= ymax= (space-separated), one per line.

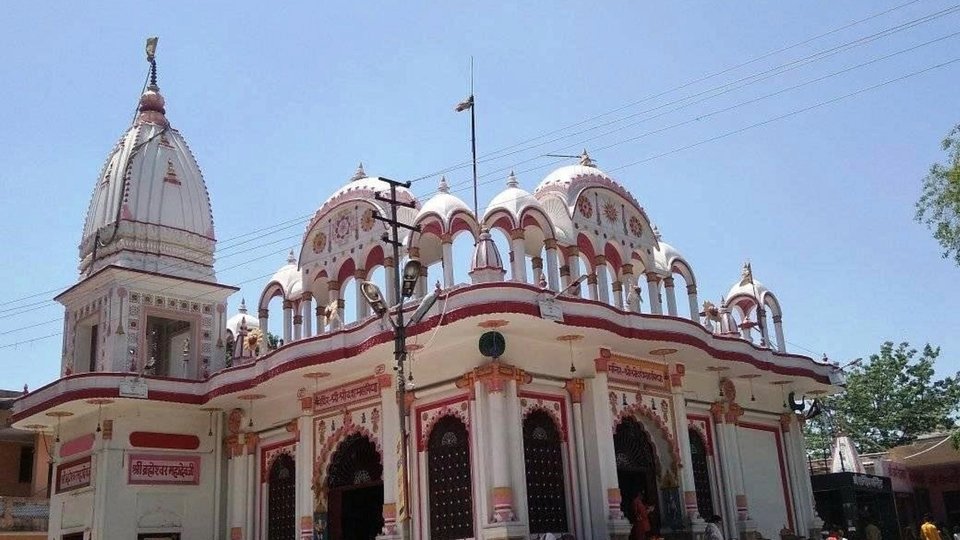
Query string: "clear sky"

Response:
xmin=1 ymin=1 xmax=958 ymax=392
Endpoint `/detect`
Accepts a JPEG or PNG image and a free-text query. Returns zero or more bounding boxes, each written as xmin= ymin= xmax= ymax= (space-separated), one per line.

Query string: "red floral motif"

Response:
xmin=577 ymin=195 xmax=593 ymax=219
xmin=629 ymin=215 xmax=643 ymax=237
xmin=602 ymin=199 xmax=618 ymax=223
xmin=312 ymin=232 xmax=327 ymax=253
xmin=361 ymin=209 xmax=376 ymax=232
xmin=333 ymin=211 xmax=354 ymax=245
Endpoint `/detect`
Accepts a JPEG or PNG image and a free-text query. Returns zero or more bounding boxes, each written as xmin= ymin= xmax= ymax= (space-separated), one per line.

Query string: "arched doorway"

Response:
xmin=326 ymin=433 xmax=384 ymax=540
xmin=615 ymin=417 xmax=661 ymax=533
xmin=267 ymin=453 xmax=296 ymax=540
xmin=427 ymin=415 xmax=474 ymax=540
xmin=523 ymin=410 xmax=569 ymax=534
xmin=689 ymin=428 xmax=716 ymax=520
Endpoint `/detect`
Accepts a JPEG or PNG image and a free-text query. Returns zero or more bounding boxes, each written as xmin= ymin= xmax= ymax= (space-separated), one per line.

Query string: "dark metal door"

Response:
xmin=428 ymin=416 xmax=474 ymax=540
xmin=523 ymin=410 xmax=569 ymax=534
xmin=267 ymin=453 xmax=296 ymax=540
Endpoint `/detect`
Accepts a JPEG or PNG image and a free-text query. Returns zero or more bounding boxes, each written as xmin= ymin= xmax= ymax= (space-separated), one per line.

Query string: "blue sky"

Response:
xmin=1 ymin=2 xmax=958 ymax=391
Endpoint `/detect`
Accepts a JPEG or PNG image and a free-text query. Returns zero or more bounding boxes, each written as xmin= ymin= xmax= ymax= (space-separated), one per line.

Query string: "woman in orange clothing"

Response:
xmin=630 ymin=492 xmax=655 ymax=540
xmin=921 ymin=514 xmax=942 ymax=540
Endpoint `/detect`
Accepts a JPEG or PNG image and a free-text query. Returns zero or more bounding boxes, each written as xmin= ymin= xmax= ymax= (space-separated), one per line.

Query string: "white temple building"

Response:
xmin=11 ymin=46 xmax=841 ymax=540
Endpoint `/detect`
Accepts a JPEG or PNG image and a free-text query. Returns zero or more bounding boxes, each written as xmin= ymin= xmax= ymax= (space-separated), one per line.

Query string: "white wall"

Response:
xmin=739 ymin=425 xmax=791 ymax=540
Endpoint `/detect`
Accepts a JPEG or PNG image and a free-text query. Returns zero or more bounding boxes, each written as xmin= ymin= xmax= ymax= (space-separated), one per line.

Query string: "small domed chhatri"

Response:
xmin=14 ymin=40 xmax=838 ymax=540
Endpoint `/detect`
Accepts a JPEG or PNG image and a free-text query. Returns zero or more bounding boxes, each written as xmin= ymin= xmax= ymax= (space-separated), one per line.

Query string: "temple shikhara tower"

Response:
xmin=12 ymin=42 xmax=842 ymax=540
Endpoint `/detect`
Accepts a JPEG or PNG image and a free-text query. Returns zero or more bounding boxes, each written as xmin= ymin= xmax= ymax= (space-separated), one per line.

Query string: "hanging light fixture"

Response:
xmin=556 ymin=334 xmax=584 ymax=375
xmin=740 ymin=374 xmax=761 ymax=402
xmin=86 ymin=399 xmax=114 ymax=434
xmin=238 ymin=394 xmax=265 ymax=430
xmin=200 ymin=408 xmax=221 ymax=437
xmin=46 ymin=411 xmax=74 ymax=443
xmin=772 ymin=381 xmax=792 ymax=410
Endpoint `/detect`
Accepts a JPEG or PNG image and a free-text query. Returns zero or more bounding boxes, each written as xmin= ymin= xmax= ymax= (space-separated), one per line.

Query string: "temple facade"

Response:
xmin=11 ymin=48 xmax=841 ymax=540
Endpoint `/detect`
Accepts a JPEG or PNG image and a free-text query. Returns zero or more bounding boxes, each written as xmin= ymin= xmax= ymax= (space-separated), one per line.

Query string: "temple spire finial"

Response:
xmin=506 ymin=170 xmax=519 ymax=188
xmin=351 ymin=162 xmax=366 ymax=182
xmin=145 ymin=37 xmax=159 ymax=89
xmin=579 ymin=149 xmax=595 ymax=167
xmin=438 ymin=175 xmax=450 ymax=193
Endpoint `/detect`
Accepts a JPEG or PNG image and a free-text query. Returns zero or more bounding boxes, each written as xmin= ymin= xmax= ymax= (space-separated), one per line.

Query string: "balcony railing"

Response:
xmin=0 ymin=496 xmax=49 ymax=532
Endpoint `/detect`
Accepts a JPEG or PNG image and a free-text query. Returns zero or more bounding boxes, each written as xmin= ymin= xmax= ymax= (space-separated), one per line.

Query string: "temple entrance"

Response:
xmin=326 ymin=433 xmax=384 ymax=540
xmin=267 ymin=453 xmax=296 ymax=540
xmin=615 ymin=417 xmax=661 ymax=534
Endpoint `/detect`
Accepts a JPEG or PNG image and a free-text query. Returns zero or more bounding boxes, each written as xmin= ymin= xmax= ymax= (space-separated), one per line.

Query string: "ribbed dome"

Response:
xmin=79 ymin=83 xmax=216 ymax=280
xmin=483 ymin=171 xmax=543 ymax=225
xmin=269 ymin=251 xmax=303 ymax=300
xmin=726 ymin=263 xmax=773 ymax=306
xmin=417 ymin=176 xmax=471 ymax=223
xmin=534 ymin=150 xmax=642 ymax=215
xmin=226 ymin=299 xmax=260 ymax=335
xmin=653 ymin=240 xmax=685 ymax=276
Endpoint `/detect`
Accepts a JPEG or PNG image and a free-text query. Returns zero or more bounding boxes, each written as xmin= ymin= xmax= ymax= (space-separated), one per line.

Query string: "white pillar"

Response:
xmin=646 ymin=273 xmax=663 ymax=315
xmin=714 ymin=402 xmax=754 ymax=537
xmin=301 ymin=294 xmax=313 ymax=338
xmin=711 ymin=407 xmax=740 ymax=539
xmin=670 ymin=367 xmax=703 ymax=528
xmin=611 ymin=281 xmax=624 ymax=310
xmin=545 ymin=240 xmax=560 ymax=292
xmin=355 ymin=269 xmax=370 ymax=321
xmin=282 ymin=300 xmax=293 ymax=344
xmin=483 ymin=371 xmax=517 ymax=522
xmin=687 ymin=283 xmax=699 ymax=322
xmin=328 ymin=282 xmax=341 ymax=331
xmin=587 ymin=273 xmax=599 ymax=301
xmin=594 ymin=256 xmax=610 ymax=304
xmin=794 ymin=417 xmax=823 ymax=538
xmin=297 ymin=410 xmax=315 ymax=538
xmin=258 ymin=309 xmax=269 ymax=341
xmin=664 ymin=276 xmax=678 ymax=316
xmin=293 ymin=313 xmax=302 ymax=341
xmin=510 ymin=229 xmax=527 ymax=283
xmin=384 ymin=258 xmax=397 ymax=307
xmin=621 ymin=265 xmax=636 ymax=310
xmin=779 ymin=413 xmax=807 ymax=536
xmin=378 ymin=374 xmax=401 ymax=539
xmin=246 ymin=444 xmax=256 ymax=540
xmin=315 ymin=305 xmax=325 ymax=334
xmin=588 ymin=360 xmax=631 ymax=537
xmin=566 ymin=379 xmax=592 ymax=540
xmin=758 ymin=304 xmax=772 ymax=348
xmin=774 ymin=315 xmax=786 ymax=352
xmin=441 ymin=236 xmax=454 ymax=288
xmin=531 ymin=255 xmax=545 ymax=287
xmin=566 ymin=249 xmax=581 ymax=296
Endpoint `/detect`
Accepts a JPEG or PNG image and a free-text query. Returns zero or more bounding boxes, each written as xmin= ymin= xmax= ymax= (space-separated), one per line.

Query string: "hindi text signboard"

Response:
xmin=606 ymin=356 xmax=669 ymax=389
xmin=57 ymin=456 xmax=92 ymax=493
xmin=313 ymin=378 xmax=381 ymax=414
xmin=128 ymin=454 xmax=201 ymax=486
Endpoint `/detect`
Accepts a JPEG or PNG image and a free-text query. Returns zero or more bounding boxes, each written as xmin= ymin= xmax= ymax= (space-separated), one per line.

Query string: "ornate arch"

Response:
xmin=311 ymin=420 xmax=381 ymax=508
xmin=419 ymin=406 xmax=470 ymax=451
xmin=521 ymin=401 xmax=565 ymax=442
xmin=614 ymin=401 xmax=681 ymax=471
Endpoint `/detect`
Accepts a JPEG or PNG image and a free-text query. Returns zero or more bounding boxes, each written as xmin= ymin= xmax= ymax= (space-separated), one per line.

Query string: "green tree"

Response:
xmin=916 ymin=124 xmax=960 ymax=266
xmin=805 ymin=341 xmax=960 ymax=454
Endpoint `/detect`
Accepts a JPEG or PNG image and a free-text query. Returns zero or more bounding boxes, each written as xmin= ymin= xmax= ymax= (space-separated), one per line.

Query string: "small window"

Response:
xmin=18 ymin=445 xmax=34 ymax=483
xmin=74 ymin=319 xmax=100 ymax=373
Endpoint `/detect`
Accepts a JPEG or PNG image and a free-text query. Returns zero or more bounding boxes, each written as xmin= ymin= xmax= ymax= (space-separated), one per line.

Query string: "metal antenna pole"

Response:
xmin=469 ymin=57 xmax=479 ymax=219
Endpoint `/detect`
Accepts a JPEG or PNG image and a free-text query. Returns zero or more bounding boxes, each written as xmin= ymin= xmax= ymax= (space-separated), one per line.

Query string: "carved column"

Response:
xmin=565 ymin=247 xmax=581 ymax=296
xmin=779 ymin=413 xmax=807 ymax=536
xmin=282 ymin=299 xmax=293 ymax=344
xmin=441 ymin=233 xmax=455 ymax=288
xmin=531 ymin=256 xmax=544 ymax=287
xmin=773 ymin=315 xmax=786 ymax=353
xmin=482 ymin=367 xmax=516 ymax=522
xmin=687 ymin=284 xmax=699 ymax=322
xmin=301 ymin=293 xmax=313 ymax=338
xmin=664 ymin=276 xmax=678 ymax=316
xmin=293 ymin=313 xmax=303 ymax=341
xmin=710 ymin=402 xmax=739 ymax=539
xmin=295 ymin=408 xmax=314 ymax=540
xmin=354 ymin=268 xmax=369 ymax=320
xmin=327 ymin=281 xmax=341 ymax=331
xmin=566 ymin=378 xmax=591 ymax=540
xmin=383 ymin=257 xmax=396 ymax=307
xmin=315 ymin=305 xmax=325 ymax=334
xmin=510 ymin=228 xmax=527 ymax=283
xmin=377 ymin=373 xmax=401 ymax=539
xmin=646 ymin=273 xmax=663 ymax=315
xmin=587 ymin=273 xmax=599 ymax=301
xmin=258 ymin=308 xmax=269 ymax=341
xmin=670 ymin=366 xmax=703 ymax=528
xmin=544 ymin=239 xmax=560 ymax=291
xmin=594 ymin=255 xmax=610 ymax=304
xmin=590 ymin=355 xmax=632 ymax=538
xmin=611 ymin=280 xmax=624 ymax=310
xmin=621 ymin=264 xmax=636 ymax=311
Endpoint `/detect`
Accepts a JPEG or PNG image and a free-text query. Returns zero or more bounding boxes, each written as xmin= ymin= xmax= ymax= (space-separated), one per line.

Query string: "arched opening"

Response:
xmin=615 ymin=417 xmax=661 ymax=534
xmin=326 ymin=433 xmax=384 ymax=540
xmin=427 ymin=415 xmax=474 ymax=539
xmin=267 ymin=453 xmax=296 ymax=540
xmin=340 ymin=276 xmax=358 ymax=326
xmin=450 ymin=229 xmax=477 ymax=285
xmin=689 ymin=428 xmax=716 ymax=520
xmin=523 ymin=410 xmax=569 ymax=534
xmin=488 ymin=227 xmax=514 ymax=281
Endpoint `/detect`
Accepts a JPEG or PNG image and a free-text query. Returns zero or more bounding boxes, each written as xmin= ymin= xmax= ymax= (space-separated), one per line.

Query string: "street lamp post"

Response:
xmin=364 ymin=177 xmax=439 ymax=540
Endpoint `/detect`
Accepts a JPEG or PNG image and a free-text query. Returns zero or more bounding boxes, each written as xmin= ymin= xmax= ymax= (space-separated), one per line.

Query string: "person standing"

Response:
xmin=630 ymin=492 xmax=655 ymax=540
xmin=921 ymin=515 xmax=942 ymax=540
